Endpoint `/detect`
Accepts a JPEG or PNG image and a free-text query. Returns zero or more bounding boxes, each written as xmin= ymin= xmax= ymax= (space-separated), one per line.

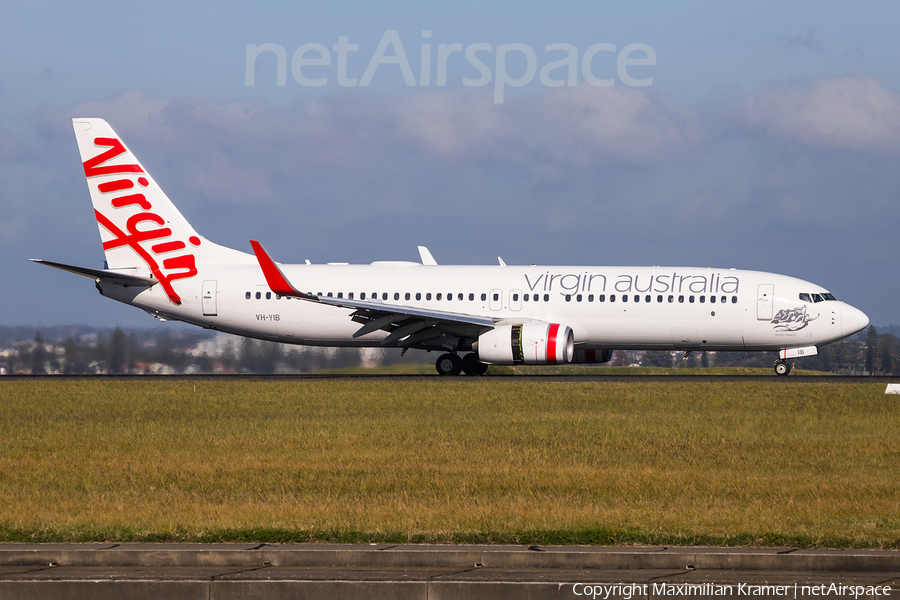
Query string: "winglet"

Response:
xmin=249 ymin=241 xmax=313 ymax=299
xmin=418 ymin=246 xmax=438 ymax=266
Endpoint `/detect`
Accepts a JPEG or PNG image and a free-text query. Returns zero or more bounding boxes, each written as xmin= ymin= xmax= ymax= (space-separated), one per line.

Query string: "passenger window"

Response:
xmin=689 ymin=296 xmax=694 ymax=303
xmin=245 ymin=292 xmax=251 ymax=299
xmin=721 ymin=296 xmax=726 ymax=304
xmin=678 ymin=295 xmax=684 ymax=303
xmin=349 ymin=292 xmax=354 ymax=300
xmin=394 ymin=293 xmax=400 ymax=301
xmin=710 ymin=295 xmax=715 ymax=303
xmin=481 ymin=293 xmax=487 ymax=301
xmin=361 ymin=292 xmax=366 ymax=300
xmin=565 ymin=294 xmax=571 ymax=302
xmin=622 ymin=295 xmax=628 ymax=303
xmin=799 ymin=293 xmax=811 ymax=302
xmin=266 ymin=292 xmax=272 ymax=300
xmin=645 ymin=295 xmax=651 ymax=303
xmin=699 ymin=296 xmax=705 ymax=303
xmin=731 ymin=296 xmax=737 ymax=304
xmin=576 ymin=294 xmax=582 ymax=302
xmin=256 ymin=291 xmax=261 ymax=299
xmin=668 ymin=295 xmax=673 ymax=303
xmin=657 ymin=295 xmax=663 ymax=303
xmin=337 ymin=292 xmax=343 ymax=299
xmin=437 ymin=293 xmax=442 ymax=300
xmin=543 ymin=294 xmax=549 ymax=301
xmin=405 ymin=292 xmax=410 ymax=300
xmin=447 ymin=293 xmax=453 ymax=301
xmin=416 ymin=292 xmax=421 ymax=301
xmin=599 ymin=294 xmax=605 ymax=302
xmin=634 ymin=295 xmax=639 ymax=302
xmin=493 ymin=293 xmax=499 ymax=301
xmin=457 ymin=293 xmax=463 ymax=301
xmin=327 ymin=292 xmax=333 ymax=297
xmin=427 ymin=293 xmax=432 ymax=301
xmin=382 ymin=293 xmax=388 ymax=301
xmin=513 ymin=293 xmax=519 ymax=301
xmin=524 ymin=294 xmax=529 ymax=301
xmin=610 ymin=295 xmax=616 ymax=302
xmin=588 ymin=294 xmax=594 ymax=302
xmin=469 ymin=293 xmax=474 ymax=301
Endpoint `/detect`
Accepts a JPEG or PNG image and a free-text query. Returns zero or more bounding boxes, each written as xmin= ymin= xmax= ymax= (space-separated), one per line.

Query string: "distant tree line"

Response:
xmin=0 ymin=326 xmax=427 ymax=375
xmin=1 ymin=325 xmax=896 ymax=375
xmin=639 ymin=325 xmax=896 ymax=374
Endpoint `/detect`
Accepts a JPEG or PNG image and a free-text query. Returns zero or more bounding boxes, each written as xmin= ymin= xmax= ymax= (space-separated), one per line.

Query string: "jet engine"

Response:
xmin=476 ymin=322 xmax=574 ymax=365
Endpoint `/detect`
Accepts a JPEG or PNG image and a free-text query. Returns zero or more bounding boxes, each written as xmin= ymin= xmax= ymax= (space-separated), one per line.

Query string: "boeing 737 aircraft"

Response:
xmin=33 ymin=118 xmax=869 ymax=376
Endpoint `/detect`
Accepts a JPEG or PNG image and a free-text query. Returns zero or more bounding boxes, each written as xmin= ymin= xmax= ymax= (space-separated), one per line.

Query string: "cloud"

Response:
xmin=738 ymin=75 xmax=900 ymax=151
xmin=390 ymin=86 xmax=704 ymax=167
xmin=781 ymin=29 xmax=825 ymax=54
xmin=0 ymin=126 xmax=30 ymax=161
xmin=41 ymin=86 xmax=704 ymax=203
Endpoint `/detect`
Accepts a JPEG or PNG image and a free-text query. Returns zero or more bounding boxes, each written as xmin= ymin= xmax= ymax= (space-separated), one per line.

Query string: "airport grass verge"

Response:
xmin=1 ymin=379 xmax=897 ymax=547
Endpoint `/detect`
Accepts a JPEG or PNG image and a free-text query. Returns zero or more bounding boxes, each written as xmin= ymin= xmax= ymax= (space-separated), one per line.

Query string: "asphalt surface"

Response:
xmin=1 ymin=544 xmax=897 ymax=600
xmin=3 ymin=373 xmax=898 ymax=382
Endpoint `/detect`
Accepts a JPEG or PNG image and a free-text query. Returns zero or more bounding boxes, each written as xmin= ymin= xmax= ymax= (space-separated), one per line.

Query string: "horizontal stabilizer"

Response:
xmin=29 ymin=259 xmax=157 ymax=287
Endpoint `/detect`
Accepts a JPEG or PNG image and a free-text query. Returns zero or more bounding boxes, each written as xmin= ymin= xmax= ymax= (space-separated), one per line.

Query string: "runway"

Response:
xmin=3 ymin=373 xmax=896 ymax=383
xmin=1 ymin=544 xmax=897 ymax=599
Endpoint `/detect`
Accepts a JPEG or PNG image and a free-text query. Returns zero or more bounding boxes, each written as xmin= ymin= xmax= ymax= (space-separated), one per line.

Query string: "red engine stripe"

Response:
xmin=547 ymin=323 xmax=560 ymax=365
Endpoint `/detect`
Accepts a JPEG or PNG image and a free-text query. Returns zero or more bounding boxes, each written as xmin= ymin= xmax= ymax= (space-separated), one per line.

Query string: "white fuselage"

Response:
xmin=100 ymin=262 xmax=867 ymax=353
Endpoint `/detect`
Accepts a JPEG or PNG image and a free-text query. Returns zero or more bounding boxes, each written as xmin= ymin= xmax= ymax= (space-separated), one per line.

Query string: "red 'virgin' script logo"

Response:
xmin=86 ymin=137 xmax=199 ymax=305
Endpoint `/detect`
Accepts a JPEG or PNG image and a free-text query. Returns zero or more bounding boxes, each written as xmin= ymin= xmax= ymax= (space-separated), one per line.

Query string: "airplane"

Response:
xmin=32 ymin=118 xmax=870 ymax=376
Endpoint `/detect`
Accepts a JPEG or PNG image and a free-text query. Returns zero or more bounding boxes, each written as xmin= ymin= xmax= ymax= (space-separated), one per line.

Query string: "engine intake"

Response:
xmin=477 ymin=322 xmax=574 ymax=365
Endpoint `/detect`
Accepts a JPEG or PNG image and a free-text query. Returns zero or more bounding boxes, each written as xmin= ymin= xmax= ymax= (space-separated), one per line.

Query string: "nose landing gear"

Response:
xmin=774 ymin=359 xmax=792 ymax=376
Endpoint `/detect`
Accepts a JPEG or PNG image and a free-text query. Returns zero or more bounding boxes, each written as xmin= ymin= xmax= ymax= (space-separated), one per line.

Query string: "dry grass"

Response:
xmin=0 ymin=379 xmax=897 ymax=546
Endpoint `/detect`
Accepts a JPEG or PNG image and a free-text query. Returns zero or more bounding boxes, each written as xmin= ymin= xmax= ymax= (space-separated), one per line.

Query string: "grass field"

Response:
xmin=0 ymin=378 xmax=897 ymax=547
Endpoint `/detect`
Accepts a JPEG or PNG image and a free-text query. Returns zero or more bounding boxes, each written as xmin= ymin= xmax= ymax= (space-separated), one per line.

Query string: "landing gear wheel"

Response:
xmin=461 ymin=353 xmax=489 ymax=376
xmin=774 ymin=360 xmax=792 ymax=376
xmin=435 ymin=353 xmax=463 ymax=376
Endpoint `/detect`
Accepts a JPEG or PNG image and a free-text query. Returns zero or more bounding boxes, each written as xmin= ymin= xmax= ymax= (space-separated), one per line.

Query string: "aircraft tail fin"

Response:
xmin=72 ymin=118 xmax=254 ymax=304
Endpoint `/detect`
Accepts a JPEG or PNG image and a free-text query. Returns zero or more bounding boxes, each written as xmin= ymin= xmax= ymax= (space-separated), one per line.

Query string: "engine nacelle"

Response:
xmin=476 ymin=322 xmax=574 ymax=365
xmin=572 ymin=349 xmax=614 ymax=364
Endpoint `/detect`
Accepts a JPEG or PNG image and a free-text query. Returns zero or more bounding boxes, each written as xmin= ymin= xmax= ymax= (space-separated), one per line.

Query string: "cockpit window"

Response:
xmin=801 ymin=291 xmax=837 ymax=302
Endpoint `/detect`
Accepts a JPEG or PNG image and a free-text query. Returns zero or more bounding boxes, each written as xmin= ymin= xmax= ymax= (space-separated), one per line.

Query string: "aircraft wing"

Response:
xmin=250 ymin=241 xmax=495 ymax=349
xmin=30 ymin=259 xmax=158 ymax=287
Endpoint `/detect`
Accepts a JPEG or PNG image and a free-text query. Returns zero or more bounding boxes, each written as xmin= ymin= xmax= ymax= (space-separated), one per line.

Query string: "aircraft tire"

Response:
xmin=774 ymin=360 xmax=792 ymax=376
xmin=461 ymin=353 xmax=489 ymax=376
xmin=436 ymin=353 xmax=463 ymax=376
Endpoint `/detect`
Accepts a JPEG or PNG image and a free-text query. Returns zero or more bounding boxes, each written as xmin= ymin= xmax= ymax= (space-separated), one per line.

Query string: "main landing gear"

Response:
xmin=774 ymin=359 xmax=792 ymax=376
xmin=435 ymin=353 xmax=488 ymax=376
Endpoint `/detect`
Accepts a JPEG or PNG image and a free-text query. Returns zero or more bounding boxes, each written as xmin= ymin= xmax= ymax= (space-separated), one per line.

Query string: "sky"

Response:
xmin=1 ymin=0 xmax=899 ymax=328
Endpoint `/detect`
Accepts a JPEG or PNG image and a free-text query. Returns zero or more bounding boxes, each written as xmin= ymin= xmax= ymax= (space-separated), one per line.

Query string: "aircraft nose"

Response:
xmin=841 ymin=303 xmax=870 ymax=337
